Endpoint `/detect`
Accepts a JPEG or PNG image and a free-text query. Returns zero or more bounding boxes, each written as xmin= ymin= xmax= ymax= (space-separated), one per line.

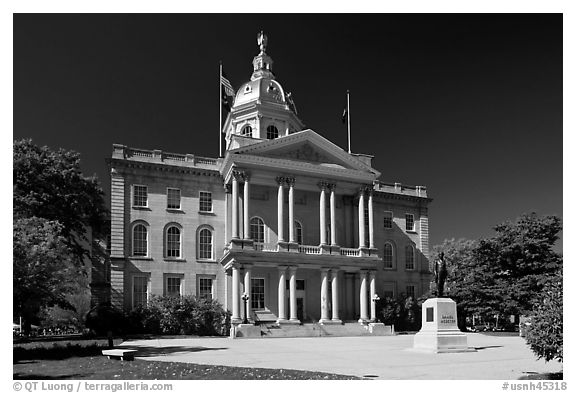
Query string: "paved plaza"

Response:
xmin=119 ymin=333 xmax=562 ymax=380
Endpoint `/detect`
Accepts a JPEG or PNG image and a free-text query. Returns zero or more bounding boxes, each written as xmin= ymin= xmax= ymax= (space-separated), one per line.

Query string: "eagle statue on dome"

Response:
xmin=257 ymin=31 xmax=268 ymax=54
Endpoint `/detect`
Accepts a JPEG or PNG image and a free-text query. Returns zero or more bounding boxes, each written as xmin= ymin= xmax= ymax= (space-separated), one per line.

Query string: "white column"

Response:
xmin=289 ymin=267 xmax=298 ymax=322
xmin=232 ymin=265 xmax=241 ymax=323
xmin=243 ymin=266 xmax=252 ymax=323
xmin=358 ymin=188 xmax=366 ymax=248
xmin=243 ymin=175 xmax=250 ymax=239
xmin=231 ymin=173 xmax=239 ymax=239
xmin=368 ymin=189 xmax=374 ymax=249
xmin=359 ymin=271 xmax=368 ymax=323
xmin=330 ymin=184 xmax=337 ymax=245
xmin=319 ymin=183 xmax=327 ymax=245
xmin=320 ymin=268 xmax=330 ymax=323
xmin=277 ymin=177 xmax=285 ymax=243
xmin=331 ymin=270 xmax=341 ymax=323
xmin=277 ymin=267 xmax=287 ymax=322
xmin=369 ymin=271 xmax=376 ymax=322
xmin=288 ymin=178 xmax=295 ymax=243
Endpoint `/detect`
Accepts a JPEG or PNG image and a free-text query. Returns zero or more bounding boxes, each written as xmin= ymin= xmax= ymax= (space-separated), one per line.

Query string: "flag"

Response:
xmin=221 ymin=73 xmax=235 ymax=97
xmin=221 ymin=72 xmax=235 ymax=112
xmin=342 ymin=108 xmax=347 ymax=124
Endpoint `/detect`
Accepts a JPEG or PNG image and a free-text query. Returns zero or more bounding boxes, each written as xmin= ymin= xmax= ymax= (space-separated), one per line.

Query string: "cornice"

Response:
xmin=223 ymin=153 xmax=377 ymax=184
xmin=373 ymin=190 xmax=433 ymax=204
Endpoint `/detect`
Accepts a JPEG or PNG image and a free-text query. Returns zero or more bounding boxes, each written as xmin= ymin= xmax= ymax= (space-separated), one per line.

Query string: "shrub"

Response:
xmin=127 ymin=295 xmax=230 ymax=336
xmin=85 ymin=303 xmax=127 ymax=336
xmin=377 ymin=295 xmax=421 ymax=331
xmin=524 ymin=274 xmax=563 ymax=362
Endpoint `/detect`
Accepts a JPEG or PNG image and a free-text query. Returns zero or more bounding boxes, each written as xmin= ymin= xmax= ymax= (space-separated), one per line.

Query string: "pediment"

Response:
xmin=230 ymin=129 xmax=377 ymax=174
xmin=261 ymin=141 xmax=348 ymax=168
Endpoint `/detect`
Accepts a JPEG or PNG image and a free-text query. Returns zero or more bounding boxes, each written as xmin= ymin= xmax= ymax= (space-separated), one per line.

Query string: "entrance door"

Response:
xmin=296 ymin=298 xmax=304 ymax=321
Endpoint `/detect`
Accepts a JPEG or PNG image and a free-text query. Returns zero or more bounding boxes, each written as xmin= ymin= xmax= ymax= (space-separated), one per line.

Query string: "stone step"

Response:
xmin=253 ymin=322 xmax=394 ymax=338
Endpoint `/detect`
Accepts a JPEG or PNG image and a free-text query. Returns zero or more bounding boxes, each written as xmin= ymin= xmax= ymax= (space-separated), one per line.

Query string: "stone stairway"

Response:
xmin=254 ymin=322 xmax=394 ymax=338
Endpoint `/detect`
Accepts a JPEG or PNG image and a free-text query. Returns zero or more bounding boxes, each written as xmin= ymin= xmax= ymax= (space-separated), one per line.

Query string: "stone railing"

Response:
xmin=373 ymin=181 xmax=427 ymax=198
xmin=297 ymin=245 xmax=321 ymax=255
xmin=254 ymin=242 xmax=278 ymax=252
xmin=112 ymin=144 xmax=220 ymax=168
xmin=340 ymin=247 xmax=361 ymax=257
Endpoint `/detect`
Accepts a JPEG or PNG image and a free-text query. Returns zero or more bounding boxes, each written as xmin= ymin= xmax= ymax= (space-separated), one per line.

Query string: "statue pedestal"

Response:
xmin=413 ymin=298 xmax=475 ymax=353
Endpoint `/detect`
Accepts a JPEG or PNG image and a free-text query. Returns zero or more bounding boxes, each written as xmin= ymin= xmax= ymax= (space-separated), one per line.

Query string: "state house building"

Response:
xmin=105 ymin=34 xmax=432 ymax=326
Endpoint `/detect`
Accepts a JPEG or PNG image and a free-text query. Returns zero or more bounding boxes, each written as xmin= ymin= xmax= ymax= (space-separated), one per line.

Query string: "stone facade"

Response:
xmin=101 ymin=33 xmax=433 ymax=325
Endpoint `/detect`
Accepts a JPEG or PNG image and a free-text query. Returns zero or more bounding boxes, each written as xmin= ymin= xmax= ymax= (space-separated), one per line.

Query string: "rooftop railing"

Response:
xmin=112 ymin=144 xmax=220 ymax=168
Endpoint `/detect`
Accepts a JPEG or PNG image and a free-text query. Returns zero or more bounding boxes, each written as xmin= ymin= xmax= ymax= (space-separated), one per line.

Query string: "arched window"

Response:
xmin=383 ymin=243 xmax=394 ymax=269
xmin=132 ymin=223 xmax=148 ymax=257
xmin=295 ymin=221 xmax=303 ymax=245
xmin=405 ymin=245 xmax=415 ymax=270
xmin=250 ymin=217 xmax=265 ymax=243
xmin=241 ymin=125 xmax=252 ymax=137
xmin=198 ymin=227 xmax=213 ymax=260
xmin=165 ymin=225 xmax=181 ymax=258
xmin=266 ymin=125 xmax=279 ymax=140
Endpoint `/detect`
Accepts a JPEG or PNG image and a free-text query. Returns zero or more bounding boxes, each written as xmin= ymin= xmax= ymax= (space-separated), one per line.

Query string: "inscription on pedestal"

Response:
xmin=440 ymin=314 xmax=456 ymax=324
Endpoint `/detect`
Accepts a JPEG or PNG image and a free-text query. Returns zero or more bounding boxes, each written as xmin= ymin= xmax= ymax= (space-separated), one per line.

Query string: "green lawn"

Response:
xmin=13 ymin=338 xmax=360 ymax=380
xmin=14 ymin=356 xmax=360 ymax=380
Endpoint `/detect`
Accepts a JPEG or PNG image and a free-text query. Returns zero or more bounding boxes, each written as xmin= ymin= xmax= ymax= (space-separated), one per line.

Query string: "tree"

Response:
xmin=473 ymin=213 xmax=562 ymax=316
xmin=433 ymin=214 xmax=562 ymax=328
xmin=13 ymin=217 xmax=82 ymax=332
xmin=524 ymin=273 xmax=563 ymax=362
xmin=13 ymin=139 xmax=108 ymax=331
xmin=13 ymin=139 xmax=108 ymax=263
xmin=41 ymin=285 xmax=92 ymax=331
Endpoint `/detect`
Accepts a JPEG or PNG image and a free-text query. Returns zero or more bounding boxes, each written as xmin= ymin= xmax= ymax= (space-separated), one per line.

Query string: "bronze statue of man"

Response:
xmin=434 ymin=252 xmax=448 ymax=297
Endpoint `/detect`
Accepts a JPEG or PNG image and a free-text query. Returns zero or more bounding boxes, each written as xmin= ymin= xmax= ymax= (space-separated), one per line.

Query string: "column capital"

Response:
xmin=242 ymin=264 xmax=253 ymax=272
xmin=320 ymin=267 xmax=331 ymax=273
xmin=241 ymin=172 xmax=251 ymax=182
xmin=224 ymin=183 xmax=232 ymax=194
xmin=288 ymin=266 xmax=298 ymax=273
xmin=277 ymin=265 xmax=288 ymax=272
xmin=232 ymin=169 xmax=245 ymax=181
xmin=318 ymin=180 xmax=330 ymax=190
xmin=327 ymin=182 xmax=337 ymax=191
xmin=285 ymin=176 xmax=296 ymax=187
xmin=276 ymin=176 xmax=286 ymax=186
xmin=359 ymin=184 xmax=373 ymax=195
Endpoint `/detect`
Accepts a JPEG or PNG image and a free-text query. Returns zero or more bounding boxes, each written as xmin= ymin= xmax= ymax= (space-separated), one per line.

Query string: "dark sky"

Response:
xmin=13 ymin=14 xmax=563 ymax=251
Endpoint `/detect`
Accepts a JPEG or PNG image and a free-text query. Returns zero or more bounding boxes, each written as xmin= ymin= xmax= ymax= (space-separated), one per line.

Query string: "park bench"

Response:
xmin=102 ymin=349 xmax=138 ymax=361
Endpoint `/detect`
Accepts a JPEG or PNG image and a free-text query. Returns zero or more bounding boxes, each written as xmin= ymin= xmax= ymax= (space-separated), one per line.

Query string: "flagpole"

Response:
xmin=219 ymin=61 xmax=223 ymax=158
xmin=347 ymin=90 xmax=351 ymax=154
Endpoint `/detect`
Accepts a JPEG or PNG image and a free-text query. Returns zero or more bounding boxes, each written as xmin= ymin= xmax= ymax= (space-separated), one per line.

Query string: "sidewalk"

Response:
xmin=119 ymin=333 xmax=561 ymax=380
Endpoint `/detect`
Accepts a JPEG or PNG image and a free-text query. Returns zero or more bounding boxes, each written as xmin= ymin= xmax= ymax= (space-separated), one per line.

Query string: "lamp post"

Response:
xmin=241 ymin=292 xmax=250 ymax=324
xmin=371 ymin=293 xmax=380 ymax=322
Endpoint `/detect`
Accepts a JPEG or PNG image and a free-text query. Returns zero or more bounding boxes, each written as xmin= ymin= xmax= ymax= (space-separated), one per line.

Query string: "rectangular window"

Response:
xmin=198 ymin=277 xmax=213 ymax=299
xmin=167 ymin=188 xmax=181 ymax=209
xmin=405 ymin=245 xmax=415 ymax=270
xmin=199 ymin=191 xmax=213 ymax=212
xmin=133 ymin=276 xmax=148 ymax=308
xmin=382 ymin=243 xmax=393 ymax=269
xmin=382 ymin=283 xmax=395 ymax=300
xmin=383 ymin=211 xmax=393 ymax=229
xmin=405 ymin=213 xmax=415 ymax=232
xmin=165 ymin=276 xmax=182 ymax=297
xmin=296 ymin=279 xmax=305 ymax=290
xmin=406 ymin=284 xmax=416 ymax=299
xmin=133 ymin=185 xmax=148 ymax=207
xmin=251 ymin=278 xmax=265 ymax=310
